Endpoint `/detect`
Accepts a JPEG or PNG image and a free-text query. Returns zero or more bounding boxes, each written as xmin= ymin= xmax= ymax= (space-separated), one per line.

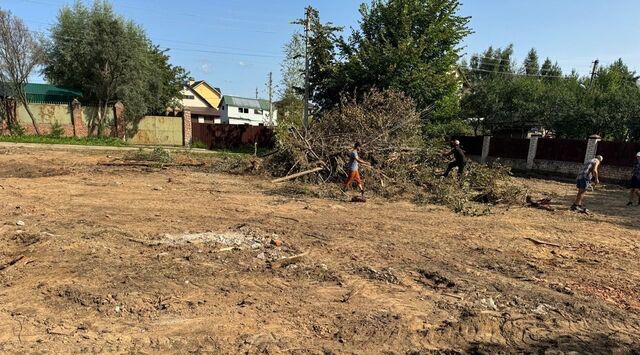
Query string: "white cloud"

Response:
xmin=200 ymin=63 xmax=210 ymax=74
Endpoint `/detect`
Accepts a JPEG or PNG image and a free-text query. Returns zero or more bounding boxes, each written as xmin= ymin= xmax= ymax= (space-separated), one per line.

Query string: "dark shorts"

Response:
xmin=631 ymin=176 xmax=640 ymax=189
xmin=576 ymin=178 xmax=590 ymax=190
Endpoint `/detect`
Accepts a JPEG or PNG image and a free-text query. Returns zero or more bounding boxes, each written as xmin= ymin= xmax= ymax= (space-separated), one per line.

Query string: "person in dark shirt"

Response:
xmin=627 ymin=152 xmax=640 ymax=206
xmin=443 ymin=139 xmax=466 ymax=178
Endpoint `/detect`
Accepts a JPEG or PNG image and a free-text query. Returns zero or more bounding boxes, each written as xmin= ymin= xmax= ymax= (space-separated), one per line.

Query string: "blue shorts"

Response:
xmin=576 ymin=178 xmax=590 ymax=190
xmin=631 ymin=176 xmax=640 ymax=189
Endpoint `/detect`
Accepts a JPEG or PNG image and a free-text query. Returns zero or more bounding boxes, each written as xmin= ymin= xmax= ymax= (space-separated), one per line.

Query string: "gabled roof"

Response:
xmin=183 ymin=85 xmax=212 ymax=108
xmin=190 ymin=80 xmax=222 ymax=96
xmin=0 ymin=83 xmax=82 ymax=103
xmin=222 ymin=95 xmax=271 ymax=111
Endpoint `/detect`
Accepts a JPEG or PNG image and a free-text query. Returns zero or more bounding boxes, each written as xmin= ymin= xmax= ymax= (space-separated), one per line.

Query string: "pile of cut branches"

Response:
xmin=266 ymin=89 xmax=526 ymax=213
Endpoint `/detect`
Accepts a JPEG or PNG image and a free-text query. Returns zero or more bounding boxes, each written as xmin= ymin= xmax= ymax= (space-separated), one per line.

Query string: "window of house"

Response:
xmin=237 ymin=107 xmax=249 ymax=114
xmin=238 ymin=107 xmax=243 ymax=113
xmin=183 ymin=95 xmax=195 ymax=100
xmin=254 ymin=109 xmax=263 ymax=115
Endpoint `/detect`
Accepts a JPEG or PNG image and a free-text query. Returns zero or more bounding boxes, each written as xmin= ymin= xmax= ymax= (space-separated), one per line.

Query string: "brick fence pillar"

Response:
xmin=113 ymin=101 xmax=125 ymax=141
xmin=584 ymin=134 xmax=601 ymax=163
xmin=480 ymin=135 xmax=491 ymax=164
xmin=526 ymin=134 xmax=541 ymax=170
xmin=183 ymin=109 xmax=192 ymax=147
xmin=71 ymin=99 xmax=87 ymax=137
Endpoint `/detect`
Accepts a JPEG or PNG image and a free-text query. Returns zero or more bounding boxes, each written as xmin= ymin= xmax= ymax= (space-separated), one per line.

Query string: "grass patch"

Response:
xmin=191 ymin=140 xmax=208 ymax=149
xmin=0 ymin=135 xmax=127 ymax=147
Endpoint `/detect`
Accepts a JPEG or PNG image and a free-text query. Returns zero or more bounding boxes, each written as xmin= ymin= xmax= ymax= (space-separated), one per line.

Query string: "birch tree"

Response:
xmin=0 ymin=9 xmax=44 ymax=134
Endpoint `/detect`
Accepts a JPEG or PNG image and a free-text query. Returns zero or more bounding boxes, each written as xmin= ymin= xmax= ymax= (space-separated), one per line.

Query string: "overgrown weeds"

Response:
xmin=191 ymin=140 xmax=208 ymax=149
xmin=49 ymin=121 xmax=65 ymax=138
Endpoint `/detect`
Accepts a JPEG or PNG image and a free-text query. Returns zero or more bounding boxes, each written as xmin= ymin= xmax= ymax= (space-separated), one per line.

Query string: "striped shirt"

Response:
xmin=577 ymin=158 xmax=598 ymax=181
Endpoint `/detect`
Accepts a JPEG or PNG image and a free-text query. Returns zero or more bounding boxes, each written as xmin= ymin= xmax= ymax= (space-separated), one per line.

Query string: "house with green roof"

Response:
xmin=0 ymin=83 xmax=82 ymax=104
xmin=219 ymin=95 xmax=277 ymax=126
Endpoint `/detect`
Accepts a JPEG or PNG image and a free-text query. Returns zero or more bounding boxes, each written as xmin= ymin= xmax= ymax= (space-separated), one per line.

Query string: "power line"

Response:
xmin=25 ymin=19 xmax=283 ymax=57
xmin=460 ymin=67 xmax=569 ymax=79
xmin=461 ymin=56 xmax=515 ymax=64
xmin=30 ymin=30 xmax=283 ymax=60
xmin=460 ymin=60 xmax=591 ymax=73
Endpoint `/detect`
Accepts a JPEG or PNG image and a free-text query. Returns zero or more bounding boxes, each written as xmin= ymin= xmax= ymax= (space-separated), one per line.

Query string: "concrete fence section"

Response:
xmin=1 ymin=98 xmax=121 ymax=137
xmin=457 ymin=135 xmax=640 ymax=184
xmin=1 ymin=98 xmax=194 ymax=147
xmin=129 ymin=115 xmax=185 ymax=146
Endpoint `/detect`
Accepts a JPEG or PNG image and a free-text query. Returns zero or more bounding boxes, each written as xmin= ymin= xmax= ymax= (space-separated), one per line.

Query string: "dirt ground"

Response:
xmin=0 ymin=146 xmax=639 ymax=354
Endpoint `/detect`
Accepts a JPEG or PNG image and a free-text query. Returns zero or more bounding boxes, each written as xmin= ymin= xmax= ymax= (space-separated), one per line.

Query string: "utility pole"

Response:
xmin=267 ymin=72 xmax=273 ymax=125
xmin=293 ymin=7 xmax=312 ymax=134
xmin=302 ymin=7 xmax=311 ymax=134
xmin=588 ymin=59 xmax=599 ymax=90
xmin=255 ymin=87 xmax=259 ymax=99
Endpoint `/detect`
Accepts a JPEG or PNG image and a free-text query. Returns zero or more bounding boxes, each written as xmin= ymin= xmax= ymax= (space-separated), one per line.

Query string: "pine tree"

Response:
xmin=523 ymin=48 xmax=540 ymax=76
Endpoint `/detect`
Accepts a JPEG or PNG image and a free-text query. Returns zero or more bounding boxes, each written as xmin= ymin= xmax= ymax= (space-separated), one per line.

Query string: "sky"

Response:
xmin=2 ymin=0 xmax=640 ymax=99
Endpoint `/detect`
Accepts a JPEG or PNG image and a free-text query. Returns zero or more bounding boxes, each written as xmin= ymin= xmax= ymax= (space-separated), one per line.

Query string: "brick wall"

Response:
xmin=183 ymin=110 xmax=192 ymax=147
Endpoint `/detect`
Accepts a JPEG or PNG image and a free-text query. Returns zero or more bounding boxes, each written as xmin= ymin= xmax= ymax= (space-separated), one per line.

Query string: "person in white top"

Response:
xmin=571 ymin=155 xmax=602 ymax=211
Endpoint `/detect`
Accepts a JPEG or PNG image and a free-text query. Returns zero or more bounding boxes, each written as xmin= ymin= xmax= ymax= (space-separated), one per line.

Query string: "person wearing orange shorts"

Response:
xmin=342 ymin=142 xmax=369 ymax=196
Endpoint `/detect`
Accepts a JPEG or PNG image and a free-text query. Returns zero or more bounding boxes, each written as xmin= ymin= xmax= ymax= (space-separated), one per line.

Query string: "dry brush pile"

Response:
xmin=266 ymin=89 xmax=526 ymax=214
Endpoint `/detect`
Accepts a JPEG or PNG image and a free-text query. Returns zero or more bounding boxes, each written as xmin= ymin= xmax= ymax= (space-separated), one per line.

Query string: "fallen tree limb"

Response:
xmin=269 ymin=251 xmax=309 ymax=269
xmin=271 ymin=167 xmax=324 ymax=184
xmin=442 ymin=292 xmax=464 ymax=300
xmin=258 ymin=149 xmax=280 ymax=158
xmin=273 ymin=215 xmax=300 ymax=223
xmin=0 ymin=255 xmax=25 ymax=271
xmin=98 ymin=162 xmax=205 ymax=167
xmin=303 ymin=232 xmax=329 ymax=241
xmin=524 ymin=237 xmax=562 ymax=248
xmin=126 ymin=237 xmax=162 ymax=247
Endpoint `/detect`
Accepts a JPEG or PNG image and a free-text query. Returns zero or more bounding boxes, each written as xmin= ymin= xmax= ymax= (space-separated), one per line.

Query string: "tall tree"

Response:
xmin=276 ymin=32 xmax=306 ymax=127
xmin=344 ymin=0 xmax=471 ymax=119
xmin=540 ymin=58 xmax=562 ymax=78
xmin=0 ymin=9 xmax=44 ymax=134
xmin=305 ymin=7 xmax=343 ymax=112
xmin=468 ymin=45 xmax=515 ymax=81
xmin=45 ymin=0 xmax=187 ymax=135
xmin=463 ymin=46 xmax=640 ymax=141
xmin=522 ymin=48 xmax=540 ymax=76
xmin=279 ymin=32 xmax=305 ymax=99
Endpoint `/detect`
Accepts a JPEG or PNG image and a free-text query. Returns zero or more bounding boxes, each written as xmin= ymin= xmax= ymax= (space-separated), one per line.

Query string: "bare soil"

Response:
xmin=0 ymin=146 xmax=639 ymax=354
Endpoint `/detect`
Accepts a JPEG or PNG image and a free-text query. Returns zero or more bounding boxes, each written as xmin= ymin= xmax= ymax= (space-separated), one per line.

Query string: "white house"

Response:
xmin=219 ymin=95 xmax=277 ymax=126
